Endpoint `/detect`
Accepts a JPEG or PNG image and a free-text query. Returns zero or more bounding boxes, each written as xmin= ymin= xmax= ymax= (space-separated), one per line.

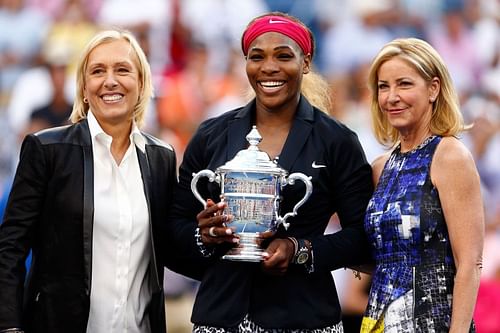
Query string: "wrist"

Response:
xmin=292 ymin=238 xmax=311 ymax=265
xmin=194 ymin=227 xmax=215 ymax=257
xmin=286 ymin=236 xmax=298 ymax=262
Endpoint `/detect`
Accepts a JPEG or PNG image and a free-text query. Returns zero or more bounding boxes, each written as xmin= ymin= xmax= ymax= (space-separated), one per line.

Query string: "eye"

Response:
xmin=118 ymin=66 xmax=131 ymax=73
xmin=248 ymin=54 xmax=263 ymax=61
xmin=277 ymin=52 xmax=293 ymax=60
xmin=399 ymin=81 xmax=412 ymax=87
xmin=90 ymin=68 xmax=104 ymax=75
xmin=377 ymin=83 xmax=388 ymax=90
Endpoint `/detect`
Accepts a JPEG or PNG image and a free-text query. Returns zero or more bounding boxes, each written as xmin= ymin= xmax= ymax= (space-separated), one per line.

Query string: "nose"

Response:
xmin=387 ymin=87 xmax=400 ymax=104
xmin=260 ymin=57 xmax=279 ymax=74
xmin=104 ymin=71 xmax=118 ymax=88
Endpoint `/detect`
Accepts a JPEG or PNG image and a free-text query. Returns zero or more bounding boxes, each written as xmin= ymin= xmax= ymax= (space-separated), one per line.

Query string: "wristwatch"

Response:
xmin=293 ymin=239 xmax=311 ymax=265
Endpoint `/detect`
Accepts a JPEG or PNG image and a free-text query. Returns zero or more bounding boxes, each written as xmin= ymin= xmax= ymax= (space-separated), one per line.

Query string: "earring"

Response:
xmin=430 ymin=97 xmax=435 ymax=103
xmin=83 ymin=97 xmax=88 ymax=103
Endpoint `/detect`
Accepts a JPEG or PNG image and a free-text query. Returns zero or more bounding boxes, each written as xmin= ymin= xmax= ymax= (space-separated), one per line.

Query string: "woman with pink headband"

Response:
xmin=167 ymin=12 xmax=373 ymax=332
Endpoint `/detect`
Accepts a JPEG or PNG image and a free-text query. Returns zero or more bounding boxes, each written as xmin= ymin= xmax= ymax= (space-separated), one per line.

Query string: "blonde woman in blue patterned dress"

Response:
xmin=361 ymin=38 xmax=484 ymax=332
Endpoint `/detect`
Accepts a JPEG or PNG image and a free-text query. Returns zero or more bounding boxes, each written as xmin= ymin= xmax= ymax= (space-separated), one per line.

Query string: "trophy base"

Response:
xmin=222 ymin=233 xmax=265 ymax=262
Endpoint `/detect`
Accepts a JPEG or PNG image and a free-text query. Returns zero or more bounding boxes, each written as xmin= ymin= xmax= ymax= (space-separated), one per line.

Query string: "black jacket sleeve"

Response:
xmin=0 ymin=135 xmax=46 ymax=330
xmin=311 ymin=129 xmax=374 ymax=272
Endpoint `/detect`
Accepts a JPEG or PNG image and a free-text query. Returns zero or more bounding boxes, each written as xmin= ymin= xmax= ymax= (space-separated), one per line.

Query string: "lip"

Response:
xmin=257 ymin=80 xmax=286 ymax=94
xmin=100 ymin=93 xmax=124 ymax=103
xmin=386 ymin=107 xmax=407 ymax=114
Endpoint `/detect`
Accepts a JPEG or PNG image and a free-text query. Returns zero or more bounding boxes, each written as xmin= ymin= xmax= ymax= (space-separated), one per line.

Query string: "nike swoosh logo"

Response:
xmin=269 ymin=18 xmax=288 ymax=24
xmin=312 ymin=161 xmax=327 ymax=168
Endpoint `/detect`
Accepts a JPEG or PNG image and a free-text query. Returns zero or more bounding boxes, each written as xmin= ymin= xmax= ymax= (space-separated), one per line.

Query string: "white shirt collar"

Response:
xmin=87 ymin=110 xmax=146 ymax=153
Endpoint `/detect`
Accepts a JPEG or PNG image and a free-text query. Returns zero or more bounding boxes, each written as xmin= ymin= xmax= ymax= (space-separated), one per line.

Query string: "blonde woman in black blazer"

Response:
xmin=0 ymin=30 xmax=202 ymax=333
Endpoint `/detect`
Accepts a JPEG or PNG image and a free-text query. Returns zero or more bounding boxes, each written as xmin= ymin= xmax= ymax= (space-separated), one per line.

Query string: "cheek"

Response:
xmin=84 ymin=79 xmax=99 ymax=94
xmin=377 ymin=91 xmax=387 ymax=106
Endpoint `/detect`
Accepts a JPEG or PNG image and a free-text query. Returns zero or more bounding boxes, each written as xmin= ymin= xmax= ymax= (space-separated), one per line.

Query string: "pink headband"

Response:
xmin=241 ymin=15 xmax=312 ymax=56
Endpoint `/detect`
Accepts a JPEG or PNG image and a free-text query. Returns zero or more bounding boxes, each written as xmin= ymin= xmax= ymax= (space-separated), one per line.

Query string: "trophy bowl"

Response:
xmin=191 ymin=126 xmax=312 ymax=262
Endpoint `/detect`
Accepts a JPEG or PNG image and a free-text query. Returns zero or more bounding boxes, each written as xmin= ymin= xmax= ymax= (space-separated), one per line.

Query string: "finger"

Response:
xmin=202 ymin=231 xmax=239 ymax=245
xmin=205 ymin=201 xmax=226 ymax=217
xmin=208 ymin=226 xmax=217 ymax=237
xmin=197 ymin=202 xmax=227 ymax=226
xmin=258 ymin=230 xmax=275 ymax=239
xmin=261 ymin=240 xmax=291 ymax=274
xmin=207 ymin=225 xmax=236 ymax=238
xmin=199 ymin=214 xmax=234 ymax=231
xmin=202 ymin=224 xmax=239 ymax=245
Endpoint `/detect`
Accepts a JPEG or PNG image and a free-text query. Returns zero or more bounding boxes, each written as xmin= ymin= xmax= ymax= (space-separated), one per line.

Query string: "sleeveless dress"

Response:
xmin=361 ymin=136 xmax=475 ymax=332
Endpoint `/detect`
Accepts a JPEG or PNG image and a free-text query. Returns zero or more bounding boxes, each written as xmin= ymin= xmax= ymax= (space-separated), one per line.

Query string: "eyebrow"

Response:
xmin=378 ymin=77 xmax=413 ymax=83
xmin=87 ymin=61 xmax=134 ymax=68
xmin=249 ymin=45 xmax=295 ymax=52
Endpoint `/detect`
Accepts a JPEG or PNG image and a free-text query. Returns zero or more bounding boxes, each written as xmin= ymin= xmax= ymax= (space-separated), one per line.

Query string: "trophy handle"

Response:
xmin=277 ymin=173 xmax=313 ymax=230
xmin=191 ymin=169 xmax=218 ymax=207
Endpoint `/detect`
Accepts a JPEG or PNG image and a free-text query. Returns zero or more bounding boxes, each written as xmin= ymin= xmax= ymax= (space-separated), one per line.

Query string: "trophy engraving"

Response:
xmin=191 ymin=126 xmax=313 ymax=262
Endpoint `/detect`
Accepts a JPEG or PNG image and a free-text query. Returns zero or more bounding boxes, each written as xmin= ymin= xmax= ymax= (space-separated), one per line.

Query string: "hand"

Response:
xmin=261 ymin=238 xmax=295 ymax=275
xmin=254 ymin=229 xmax=276 ymax=248
xmin=197 ymin=199 xmax=237 ymax=245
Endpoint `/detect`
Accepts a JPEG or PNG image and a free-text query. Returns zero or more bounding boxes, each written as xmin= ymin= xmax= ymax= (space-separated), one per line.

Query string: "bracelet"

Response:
xmin=0 ymin=329 xmax=25 ymax=333
xmin=194 ymin=227 xmax=214 ymax=258
xmin=286 ymin=236 xmax=298 ymax=257
xmin=305 ymin=240 xmax=314 ymax=274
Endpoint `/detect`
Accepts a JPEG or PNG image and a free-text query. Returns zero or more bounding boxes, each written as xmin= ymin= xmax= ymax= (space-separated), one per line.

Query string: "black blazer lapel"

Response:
xmin=226 ymin=101 xmax=255 ymax=162
xmin=79 ymin=120 xmax=94 ymax=296
xmin=275 ymin=97 xmax=314 ymax=171
xmin=136 ymin=145 xmax=162 ymax=290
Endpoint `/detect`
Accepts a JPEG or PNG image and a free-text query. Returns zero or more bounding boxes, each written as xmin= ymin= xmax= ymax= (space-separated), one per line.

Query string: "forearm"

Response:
xmin=449 ymin=263 xmax=481 ymax=332
xmin=312 ymin=222 xmax=372 ymax=272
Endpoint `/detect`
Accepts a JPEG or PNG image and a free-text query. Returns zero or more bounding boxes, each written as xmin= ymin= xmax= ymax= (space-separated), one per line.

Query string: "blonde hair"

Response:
xmin=367 ymin=38 xmax=464 ymax=147
xmin=243 ymin=12 xmax=332 ymax=114
xmin=70 ymin=29 xmax=153 ymax=128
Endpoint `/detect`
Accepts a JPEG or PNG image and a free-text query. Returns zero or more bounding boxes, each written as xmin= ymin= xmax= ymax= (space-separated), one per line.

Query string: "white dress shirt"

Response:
xmin=86 ymin=111 xmax=152 ymax=333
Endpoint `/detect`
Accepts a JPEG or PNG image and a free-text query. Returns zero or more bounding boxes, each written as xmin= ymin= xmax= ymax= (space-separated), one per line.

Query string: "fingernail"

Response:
xmin=232 ymin=238 xmax=239 ymax=243
xmin=225 ymin=228 xmax=232 ymax=235
xmin=217 ymin=202 xmax=225 ymax=208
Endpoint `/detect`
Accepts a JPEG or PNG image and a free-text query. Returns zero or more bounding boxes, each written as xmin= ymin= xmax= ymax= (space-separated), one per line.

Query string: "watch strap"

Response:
xmin=293 ymin=238 xmax=311 ymax=264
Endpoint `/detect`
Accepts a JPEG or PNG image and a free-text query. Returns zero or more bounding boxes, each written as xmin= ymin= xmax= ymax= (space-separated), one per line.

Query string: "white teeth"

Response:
xmin=102 ymin=94 xmax=122 ymax=101
xmin=260 ymin=81 xmax=285 ymax=88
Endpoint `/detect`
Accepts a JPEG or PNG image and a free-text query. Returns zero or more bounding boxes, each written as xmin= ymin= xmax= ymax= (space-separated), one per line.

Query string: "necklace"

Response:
xmin=398 ymin=135 xmax=436 ymax=155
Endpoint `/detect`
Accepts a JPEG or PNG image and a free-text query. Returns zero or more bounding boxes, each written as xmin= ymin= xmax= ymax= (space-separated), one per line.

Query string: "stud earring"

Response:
xmin=83 ymin=97 xmax=88 ymax=103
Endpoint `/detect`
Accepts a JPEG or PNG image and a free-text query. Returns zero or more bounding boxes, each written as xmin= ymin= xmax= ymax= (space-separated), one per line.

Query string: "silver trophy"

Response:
xmin=191 ymin=126 xmax=313 ymax=262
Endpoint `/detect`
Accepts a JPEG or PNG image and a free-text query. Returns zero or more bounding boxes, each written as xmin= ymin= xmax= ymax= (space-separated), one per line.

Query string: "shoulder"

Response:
xmin=197 ymin=108 xmax=243 ymax=134
xmin=313 ymin=109 xmax=361 ymax=145
xmin=433 ymin=136 xmax=474 ymax=168
xmin=371 ymin=152 xmax=391 ymax=186
xmin=32 ymin=122 xmax=87 ymax=145
xmin=431 ymin=136 xmax=477 ymax=185
xmin=141 ymin=132 xmax=174 ymax=152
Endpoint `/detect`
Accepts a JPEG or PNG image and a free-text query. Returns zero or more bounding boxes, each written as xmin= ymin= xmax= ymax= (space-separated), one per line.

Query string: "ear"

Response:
xmin=303 ymin=53 xmax=312 ymax=74
xmin=428 ymin=77 xmax=440 ymax=102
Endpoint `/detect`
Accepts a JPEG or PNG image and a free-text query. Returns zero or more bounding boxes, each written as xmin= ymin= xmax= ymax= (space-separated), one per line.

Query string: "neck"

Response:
xmin=400 ymin=128 xmax=432 ymax=153
xmin=101 ymin=121 xmax=133 ymax=165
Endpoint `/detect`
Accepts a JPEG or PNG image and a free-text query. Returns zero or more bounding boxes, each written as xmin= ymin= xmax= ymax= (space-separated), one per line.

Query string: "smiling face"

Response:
xmin=245 ymin=32 xmax=311 ymax=114
xmin=377 ymin=56 xmax=440 ymax=135
xmin=83 ymin=39 xmax=141 ymax=131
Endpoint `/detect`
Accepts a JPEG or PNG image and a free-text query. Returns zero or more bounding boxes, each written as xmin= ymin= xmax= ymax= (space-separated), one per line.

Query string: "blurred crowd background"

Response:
xmin=0 ymin=0 xmax=498 ymax=332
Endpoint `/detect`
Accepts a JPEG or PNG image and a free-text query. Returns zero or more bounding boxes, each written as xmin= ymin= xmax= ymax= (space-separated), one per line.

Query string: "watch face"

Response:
xmin=296 ymin=251 xmax=309 ymax=265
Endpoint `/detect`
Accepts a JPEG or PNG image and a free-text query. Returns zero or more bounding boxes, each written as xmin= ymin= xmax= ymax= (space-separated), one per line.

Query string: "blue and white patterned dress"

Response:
xmin=361 ymin=136 xmax=475 ymax=332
